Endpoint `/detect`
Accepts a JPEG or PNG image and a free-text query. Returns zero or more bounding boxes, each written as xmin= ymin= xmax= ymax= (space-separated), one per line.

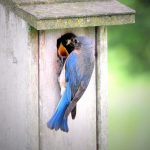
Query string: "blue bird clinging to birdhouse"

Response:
xmin=57 ymin=33 xmax=77 ymax=119
xmin=47 ymin=36 xmax=95 ymax=132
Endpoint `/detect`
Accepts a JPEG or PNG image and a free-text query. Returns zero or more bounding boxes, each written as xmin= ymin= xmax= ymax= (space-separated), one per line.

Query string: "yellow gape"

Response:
xmin=58 ymin=43 xmax=69 ymax=58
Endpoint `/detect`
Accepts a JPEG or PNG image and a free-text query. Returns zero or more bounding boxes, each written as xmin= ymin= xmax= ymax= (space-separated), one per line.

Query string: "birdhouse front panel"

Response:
xmin=39 ymin=28 xmax=96 ymax=150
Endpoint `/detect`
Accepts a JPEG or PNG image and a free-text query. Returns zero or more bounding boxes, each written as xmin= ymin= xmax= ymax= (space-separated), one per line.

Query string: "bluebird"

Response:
xmin=57 ymin=33 xmax=77 ymax=119
xmin=48 ymin=36 xmax=95 ymax=132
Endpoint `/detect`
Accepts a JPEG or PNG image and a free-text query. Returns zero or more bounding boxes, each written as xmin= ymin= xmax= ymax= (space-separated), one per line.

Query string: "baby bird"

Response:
xmin=57 ymin=32 xmax=76 ymax=65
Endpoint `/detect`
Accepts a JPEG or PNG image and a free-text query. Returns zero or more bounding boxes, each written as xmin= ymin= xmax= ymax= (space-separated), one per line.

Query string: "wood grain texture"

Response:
xmin=0 ymin=0 xmax=135 ymax=30
xmin=18 ymin=1 xmax=135 ymax=20
xmin=39 ymin=28 xmax=96 ymax=150
xmin=0 ymin=4 xmax=39 ymax=150
xmin=96 ymin=26 xmax=108 ymax=150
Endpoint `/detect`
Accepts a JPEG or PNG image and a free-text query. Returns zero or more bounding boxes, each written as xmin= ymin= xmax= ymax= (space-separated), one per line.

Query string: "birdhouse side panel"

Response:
xmin=39 ymin=28 xmax=96 ymax=150
xmin=0 ymin=4 xmax=39 ymax=150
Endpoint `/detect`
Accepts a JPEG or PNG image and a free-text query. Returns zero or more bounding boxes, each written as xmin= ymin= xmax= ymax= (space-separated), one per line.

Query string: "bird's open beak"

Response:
xmin=58 ymin=43 xmax=69 ymax=57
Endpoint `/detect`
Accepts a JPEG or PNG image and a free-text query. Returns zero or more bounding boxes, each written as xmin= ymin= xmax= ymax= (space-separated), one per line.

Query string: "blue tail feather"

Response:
xmin=60 ymin=118 xmax=68 ymax=132
xmin=47 ymin=83 xmax=71 ymax=132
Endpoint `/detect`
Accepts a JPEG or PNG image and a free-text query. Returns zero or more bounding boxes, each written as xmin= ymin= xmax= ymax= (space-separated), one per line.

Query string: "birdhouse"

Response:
xmin=0 ymin=0 xmax=135 ymax=150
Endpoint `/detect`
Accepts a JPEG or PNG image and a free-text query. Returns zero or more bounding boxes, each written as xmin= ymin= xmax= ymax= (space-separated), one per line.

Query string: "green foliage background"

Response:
xmin=108 ymin=0 xmax=150 ymax=150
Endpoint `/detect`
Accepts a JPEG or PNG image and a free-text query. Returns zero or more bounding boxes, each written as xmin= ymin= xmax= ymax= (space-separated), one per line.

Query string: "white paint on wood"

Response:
xmin=0 ymin=4 xmax=39 ymax=150
xmin=96 ymin=26 xmax=108 ymax=150
xmin=39 ymin=28 xmax=96 ymax=150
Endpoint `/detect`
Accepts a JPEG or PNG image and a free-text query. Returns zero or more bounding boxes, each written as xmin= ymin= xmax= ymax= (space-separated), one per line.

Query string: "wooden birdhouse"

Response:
xmin=0 ymin=0 xmax=135 ymax=150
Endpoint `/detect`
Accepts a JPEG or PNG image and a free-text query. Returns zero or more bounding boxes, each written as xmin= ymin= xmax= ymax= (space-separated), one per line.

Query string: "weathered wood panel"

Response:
xmin=0 ymin=0 xmax=135 ymax=30
xmin=16 ymin=1 xmax=135 ymax=30
xmin=12 ymin=0 xmax=110 ymax=5
xmin=39 ymin=28 xmax=96 ymax=150
xmin=96 ymin=26 xmax=108 ymax=150
xmin=0 ymin=4 xmax=39 ymax=150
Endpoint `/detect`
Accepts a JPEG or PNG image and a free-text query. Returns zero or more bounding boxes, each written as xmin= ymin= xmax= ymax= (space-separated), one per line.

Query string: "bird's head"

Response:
xmin=72 ymin=36 xmax=93 ymax=51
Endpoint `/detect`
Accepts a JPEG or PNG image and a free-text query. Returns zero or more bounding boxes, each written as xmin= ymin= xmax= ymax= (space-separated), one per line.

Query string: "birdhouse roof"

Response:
xmin=1 ymin=0 xmax=135 ymax=30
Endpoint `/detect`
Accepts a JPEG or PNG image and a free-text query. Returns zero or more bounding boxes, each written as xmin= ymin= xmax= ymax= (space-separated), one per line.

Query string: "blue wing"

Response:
xmin=65 ymin=52 xmax=80 ymax=98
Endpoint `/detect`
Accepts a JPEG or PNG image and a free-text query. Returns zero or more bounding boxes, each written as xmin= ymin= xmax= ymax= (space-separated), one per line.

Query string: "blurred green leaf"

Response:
xmin=108 ymin=1 xmax=150 ymax=150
